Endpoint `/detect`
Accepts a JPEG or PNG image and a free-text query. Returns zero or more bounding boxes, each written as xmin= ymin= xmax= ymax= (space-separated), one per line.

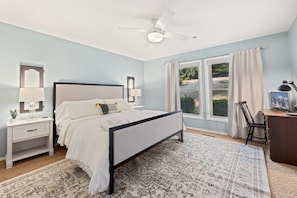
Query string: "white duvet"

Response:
xmin=56 ymin=109 xmax=165 ymax=194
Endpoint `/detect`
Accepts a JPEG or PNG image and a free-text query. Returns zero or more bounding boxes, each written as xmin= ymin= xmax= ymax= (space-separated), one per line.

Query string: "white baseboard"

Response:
xmin=0 ymin=156 xmax=5 ymax=162
xmin=185 ymin=126 xmax=228 ymax=136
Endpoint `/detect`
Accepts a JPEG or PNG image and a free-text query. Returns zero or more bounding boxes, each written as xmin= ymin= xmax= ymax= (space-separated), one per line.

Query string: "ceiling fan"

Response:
xmin=118 ymin=9 xmax=191 ymax=46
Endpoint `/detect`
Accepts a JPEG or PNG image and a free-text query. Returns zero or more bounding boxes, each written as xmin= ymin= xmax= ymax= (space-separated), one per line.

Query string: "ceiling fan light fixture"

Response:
xmin=147 ymin=32 xmax=163 ymax=43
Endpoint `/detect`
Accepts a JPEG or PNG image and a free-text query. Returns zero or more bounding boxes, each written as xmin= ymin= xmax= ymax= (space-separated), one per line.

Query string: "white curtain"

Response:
xmin=227 ymin=48 xmax=264 ymax=138
xmin=164 ymin=62 xmax=181 ymax=112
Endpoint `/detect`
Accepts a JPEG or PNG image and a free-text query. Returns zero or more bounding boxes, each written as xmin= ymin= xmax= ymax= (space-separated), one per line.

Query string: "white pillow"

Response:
xmin=69 ymin=99 xmax=101 ymax=119
xmin=55 ymin=99 xmax=104 ymax=121
xmin=104 ymin=98 xmax=131 ymax=112
xmin=54 ymin=102 xmax=72 ymax=125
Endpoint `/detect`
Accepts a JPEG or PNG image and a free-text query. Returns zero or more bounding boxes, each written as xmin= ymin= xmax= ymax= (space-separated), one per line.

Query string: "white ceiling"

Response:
xmin=1 ymin=0 xmax=297 ymax=61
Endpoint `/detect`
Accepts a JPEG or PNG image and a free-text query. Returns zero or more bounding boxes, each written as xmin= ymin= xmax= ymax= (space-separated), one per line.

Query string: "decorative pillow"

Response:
xmin=98 ymin=103 xmax=118 ymax=115
xmin=104 ymin=98 xmax=131 ymax=112
xmin=107 ymin=104 xmax=118 ymax=113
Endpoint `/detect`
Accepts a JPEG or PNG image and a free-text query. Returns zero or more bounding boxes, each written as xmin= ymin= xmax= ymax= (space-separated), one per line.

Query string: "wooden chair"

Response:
xmin=238 ymin=101 xmax=267 ymax=145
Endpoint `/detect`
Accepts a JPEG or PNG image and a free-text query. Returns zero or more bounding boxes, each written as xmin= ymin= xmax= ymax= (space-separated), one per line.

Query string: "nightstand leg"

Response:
xmin=49 ymin=148 xmax=54 ymax=156
xmin=6 ymin=156 xmax=12 ymax=169
xmin=6 ymin=127 xmax=13 ymax=169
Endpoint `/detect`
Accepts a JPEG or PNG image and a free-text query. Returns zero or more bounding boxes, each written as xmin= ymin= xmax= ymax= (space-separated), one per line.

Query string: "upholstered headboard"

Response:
xmin=53 ymin=82 xmax=124 ymax=143
xmin=53 ymin=82 xmax=124 ymax=109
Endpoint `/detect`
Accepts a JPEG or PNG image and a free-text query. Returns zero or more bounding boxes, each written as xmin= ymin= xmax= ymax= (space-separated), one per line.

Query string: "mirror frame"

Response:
xmin=127 ymin=76 xmax=135 ymax=103
xmin=20 ymin=64 xmax=44 ymax=113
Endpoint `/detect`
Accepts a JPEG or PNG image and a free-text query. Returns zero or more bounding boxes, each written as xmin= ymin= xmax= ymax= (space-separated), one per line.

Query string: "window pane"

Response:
xmin=211 ymin=63 xmax=229 ymax=117
xmin=179 ymin=66 xmax=200 ymax=114
xmin=212 ymin=90 xmax=228 ymax=116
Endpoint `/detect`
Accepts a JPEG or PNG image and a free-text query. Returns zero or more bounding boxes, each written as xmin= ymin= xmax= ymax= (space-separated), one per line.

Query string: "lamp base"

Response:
xmin=28 ymin=102 xmax=38 ymax=120
xmin=28 ymin=109 xmax=37 ymax=120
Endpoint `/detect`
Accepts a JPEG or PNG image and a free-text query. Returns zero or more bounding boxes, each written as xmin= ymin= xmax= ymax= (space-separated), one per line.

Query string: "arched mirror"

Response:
xmin=20 ymin=64 xmax=44 ymax=113
xmin=127 ymin=76 xmax=135 ymax=102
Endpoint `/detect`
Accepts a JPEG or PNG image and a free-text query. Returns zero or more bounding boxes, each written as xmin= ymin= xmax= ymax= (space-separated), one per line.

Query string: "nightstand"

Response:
xmin=6 ymin=117 xmax=54 ymax=169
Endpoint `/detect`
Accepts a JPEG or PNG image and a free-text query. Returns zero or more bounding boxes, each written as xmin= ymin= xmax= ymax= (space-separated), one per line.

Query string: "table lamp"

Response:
xmin=131 ymin=88 xmax=141 ymax=105
xmin=278 ymin=80 xmax=297 ymax=92
xmin=19 ymin=87 xmax=45 ymax=119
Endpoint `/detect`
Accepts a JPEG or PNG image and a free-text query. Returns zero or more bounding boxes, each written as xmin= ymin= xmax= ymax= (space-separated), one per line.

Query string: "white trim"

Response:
xmin=204 ymin=61 xmax=212 ymax=119
xmin=178 ymin=60 xmax=203 ymax=118
xmin=204 ymin=55 xmax=229 ymax=121
xmin=186 ymin=126 xmax=227 ymax=135
xmin=179 ymin=60 xmax=201 ymax=65
xmin=204 ymin=55 xmax=229 ymax=65
xmin=198 ymin=61 xmax=203 ymax=118
xmin=0 ymin=157 xmax=5 ymax=161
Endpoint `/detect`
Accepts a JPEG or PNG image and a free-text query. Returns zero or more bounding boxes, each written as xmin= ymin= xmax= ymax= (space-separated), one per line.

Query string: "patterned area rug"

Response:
xmin=0 ymin=133 xmax=271 ymax=198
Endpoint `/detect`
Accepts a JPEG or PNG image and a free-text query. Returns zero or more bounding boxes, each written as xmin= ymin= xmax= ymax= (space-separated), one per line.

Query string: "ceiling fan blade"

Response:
xmin=164 ymin=31 xmax=190 ymax=41
xmin=134 ymin=13 xmax=159 ymax=20
xmin=118 ymin=27 xmax=148 ymax=32
xmin=155 ymin=9 xmax=174 ymax=31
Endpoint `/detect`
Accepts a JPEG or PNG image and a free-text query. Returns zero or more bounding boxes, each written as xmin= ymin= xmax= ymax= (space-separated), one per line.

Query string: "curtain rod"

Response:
xmin=176 ymin=45 xmax=267 ymax=64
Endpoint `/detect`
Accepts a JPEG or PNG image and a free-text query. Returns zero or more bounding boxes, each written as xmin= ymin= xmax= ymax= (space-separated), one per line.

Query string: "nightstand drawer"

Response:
xmin=13 ymin=122 xmax=49 ymax=142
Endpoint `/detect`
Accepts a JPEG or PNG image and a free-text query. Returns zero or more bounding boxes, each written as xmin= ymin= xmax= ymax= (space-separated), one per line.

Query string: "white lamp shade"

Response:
xmin=19 ymin=87 xmax=45 ymax=102
xmin=131 ymin=89 xmax=142 ymax=97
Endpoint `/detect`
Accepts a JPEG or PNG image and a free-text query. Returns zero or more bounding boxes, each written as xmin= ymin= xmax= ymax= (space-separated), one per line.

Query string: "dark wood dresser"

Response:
xmin=262 ymin=110 xmax=297 ymax=166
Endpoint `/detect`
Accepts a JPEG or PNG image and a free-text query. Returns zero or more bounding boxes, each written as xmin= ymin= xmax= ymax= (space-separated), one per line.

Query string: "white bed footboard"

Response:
xmin=108 ymin=110 xmax=183 ymax=194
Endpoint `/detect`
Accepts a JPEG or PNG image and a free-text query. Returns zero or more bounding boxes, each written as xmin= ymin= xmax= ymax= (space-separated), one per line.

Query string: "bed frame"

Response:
xmin=53 ymin=82 xmax=183 ymax=194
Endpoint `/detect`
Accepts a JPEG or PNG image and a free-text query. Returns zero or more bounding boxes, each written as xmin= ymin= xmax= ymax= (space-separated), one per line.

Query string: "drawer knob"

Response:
xmin=26 ymin=129 xmax=38 ymax=132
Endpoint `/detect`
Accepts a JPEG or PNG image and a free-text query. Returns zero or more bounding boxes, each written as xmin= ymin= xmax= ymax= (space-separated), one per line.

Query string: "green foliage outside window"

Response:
xmin=180 ymin=96 xmax=195 ymax=113
xmin=212 ymin=63 xmax=229 ymax=117
xmin=179 ymin=67 xmax=198 ymax=85
xmin=213 ymin=100 xmax=228 ymax=117
xmin=179 ymin=61 xmax=229 ymax=117
xmin=212 ymin=63 xmax=229 ymax=77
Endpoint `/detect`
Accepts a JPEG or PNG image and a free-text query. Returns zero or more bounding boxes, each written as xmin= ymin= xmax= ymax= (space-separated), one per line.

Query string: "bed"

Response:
xmin=53 ymin=82 xmax=183 ymax=194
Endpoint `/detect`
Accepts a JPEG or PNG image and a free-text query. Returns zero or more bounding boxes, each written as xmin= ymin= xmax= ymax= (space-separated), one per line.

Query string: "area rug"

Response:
xmin=0 ymin=133 xmax=271 ymax=198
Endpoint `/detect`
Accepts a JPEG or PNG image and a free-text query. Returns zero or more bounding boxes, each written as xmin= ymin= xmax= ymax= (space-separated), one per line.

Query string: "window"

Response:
xmin=179 ymin=60 xmax=202 ymax=117
xmin=205 ymin=56 xmax=229 ymax=120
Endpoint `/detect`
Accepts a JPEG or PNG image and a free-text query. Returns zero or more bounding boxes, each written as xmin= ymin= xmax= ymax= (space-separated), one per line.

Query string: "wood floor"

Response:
xmin=0 ymin=145 xmax=66 ymax=182
xmin=0 ymin=129 xmax=267 ymax=183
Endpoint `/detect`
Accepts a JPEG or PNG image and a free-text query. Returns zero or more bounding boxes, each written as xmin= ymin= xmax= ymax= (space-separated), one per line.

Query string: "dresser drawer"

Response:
xmin=12 ymin=122 xmax=50 ymax=142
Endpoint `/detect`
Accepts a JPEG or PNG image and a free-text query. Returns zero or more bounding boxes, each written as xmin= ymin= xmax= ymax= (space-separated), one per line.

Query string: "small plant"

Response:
xmin=10 ymin=109 xmax=18 ymax=119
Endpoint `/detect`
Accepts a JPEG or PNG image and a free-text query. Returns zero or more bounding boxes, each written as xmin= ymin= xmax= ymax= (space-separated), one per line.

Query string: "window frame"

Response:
xmin=204 ymin=55 xmax=229 ymax=122
xmin=178 ymin=60 xmax=203 ymax=119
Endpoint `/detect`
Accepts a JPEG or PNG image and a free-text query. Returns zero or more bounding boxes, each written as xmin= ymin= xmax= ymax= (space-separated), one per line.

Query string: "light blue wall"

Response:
xmin=0 ymin=22 xmax=143 ymax=158
xmin=289 ymin=16 xmax=297 ymax=79
xmin=144 ymin=32 xmax=291 ymax=134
